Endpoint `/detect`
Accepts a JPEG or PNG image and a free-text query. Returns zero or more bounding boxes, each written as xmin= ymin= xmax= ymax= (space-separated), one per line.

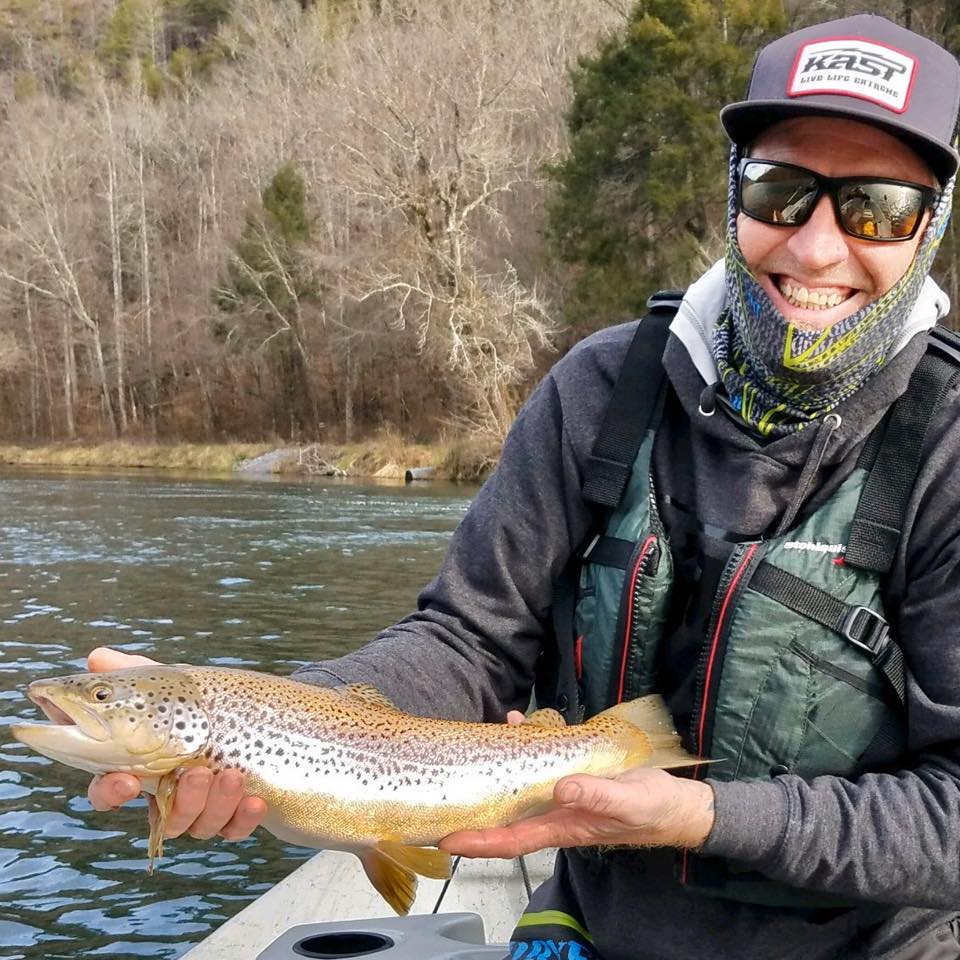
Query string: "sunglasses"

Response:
xmin=737 ymin=158 xmax=939 ymax=242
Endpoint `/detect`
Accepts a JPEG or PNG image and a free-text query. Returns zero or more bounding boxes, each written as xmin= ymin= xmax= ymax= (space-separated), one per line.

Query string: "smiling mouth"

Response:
xmin=774 ymin=275 xmax=857 ymax=312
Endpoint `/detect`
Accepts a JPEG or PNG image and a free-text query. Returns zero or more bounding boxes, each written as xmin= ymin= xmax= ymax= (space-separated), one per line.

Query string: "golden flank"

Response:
xmin=12 ymin=665 xmax=700 ymax=914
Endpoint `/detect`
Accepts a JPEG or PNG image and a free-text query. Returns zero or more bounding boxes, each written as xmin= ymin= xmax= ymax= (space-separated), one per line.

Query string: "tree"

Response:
xmin=215 ymin=162 xmax=322 ymax=437
xmin=546 ymin=0 xmax=785 ymax=333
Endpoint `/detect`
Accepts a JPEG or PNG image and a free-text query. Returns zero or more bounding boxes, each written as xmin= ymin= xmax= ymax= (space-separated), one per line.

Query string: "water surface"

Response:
xmin=0 ymin=470 xmax=473 ymax=958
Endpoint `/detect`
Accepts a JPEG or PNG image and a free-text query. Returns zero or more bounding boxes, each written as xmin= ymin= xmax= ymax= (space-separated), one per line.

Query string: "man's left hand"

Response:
xmin=439 ymin=711 xmax=716 ymax=858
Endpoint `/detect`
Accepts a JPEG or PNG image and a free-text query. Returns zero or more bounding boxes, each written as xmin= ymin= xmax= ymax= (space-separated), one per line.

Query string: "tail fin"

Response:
xmin=593 ymin=694 xmax=707 ymax=770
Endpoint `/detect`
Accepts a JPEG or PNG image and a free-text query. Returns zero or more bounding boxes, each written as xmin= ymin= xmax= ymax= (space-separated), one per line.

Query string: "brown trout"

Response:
xmin=12 ymin=665 xmax=700 ymax=914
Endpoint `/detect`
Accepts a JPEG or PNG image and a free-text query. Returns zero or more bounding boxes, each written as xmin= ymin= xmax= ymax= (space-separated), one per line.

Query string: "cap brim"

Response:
xmin=721 ymin=99 xmax=959 ymax=184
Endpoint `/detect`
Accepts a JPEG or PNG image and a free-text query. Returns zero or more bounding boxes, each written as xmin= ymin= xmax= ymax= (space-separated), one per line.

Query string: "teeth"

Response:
xmin=778 ymin=280 xmax=847 ymax=310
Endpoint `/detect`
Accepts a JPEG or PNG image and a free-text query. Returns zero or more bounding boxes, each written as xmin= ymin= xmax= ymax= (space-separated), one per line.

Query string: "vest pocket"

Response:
xmin=712 ymin=610 xmax=904 ymax=782
xmin=788 ymin=636 xmax=901 ymax=778
xmin=574 ymin=532 xmax=672 ymax=718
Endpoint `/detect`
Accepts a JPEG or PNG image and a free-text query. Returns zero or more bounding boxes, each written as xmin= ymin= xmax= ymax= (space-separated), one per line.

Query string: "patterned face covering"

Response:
xmin=714 ymin=146 xmax=955 ymax=437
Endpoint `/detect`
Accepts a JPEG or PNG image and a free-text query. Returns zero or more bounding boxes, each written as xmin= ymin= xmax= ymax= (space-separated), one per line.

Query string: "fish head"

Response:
xmin=11 ymin=665 xmax=210 ymax=778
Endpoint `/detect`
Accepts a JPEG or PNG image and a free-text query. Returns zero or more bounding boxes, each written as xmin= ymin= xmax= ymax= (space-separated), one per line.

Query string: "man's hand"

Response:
xmin=85 ymin=647 xmax=267 ymax=841
xmin=440 ymin=709 xmax=715 ymax=858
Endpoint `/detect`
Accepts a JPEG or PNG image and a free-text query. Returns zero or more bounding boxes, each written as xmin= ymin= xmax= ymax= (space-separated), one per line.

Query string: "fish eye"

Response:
xmin=90 ymin=685 xmax=112 ymax=702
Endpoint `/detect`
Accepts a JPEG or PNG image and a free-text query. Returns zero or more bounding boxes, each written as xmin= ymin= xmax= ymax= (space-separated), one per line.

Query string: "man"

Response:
xmin=88 ymin=14 xmax=960 ymax=959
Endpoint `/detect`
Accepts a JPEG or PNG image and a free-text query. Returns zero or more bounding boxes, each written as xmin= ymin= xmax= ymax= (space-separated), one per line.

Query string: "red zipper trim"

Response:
xmin=574 ymin=635 xmax=584 ymax=680
xmin=682 ymin=541 xmax=759 ymax=885
xmin=695 ymin=542 xmax=758 ymax=753
xmin=616 ymin=534 xmax=658 ymax=704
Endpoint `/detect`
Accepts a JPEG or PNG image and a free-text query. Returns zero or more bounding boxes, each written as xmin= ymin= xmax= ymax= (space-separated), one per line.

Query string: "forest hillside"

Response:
xmin=0 ymin=0 xmax=956 ymax=445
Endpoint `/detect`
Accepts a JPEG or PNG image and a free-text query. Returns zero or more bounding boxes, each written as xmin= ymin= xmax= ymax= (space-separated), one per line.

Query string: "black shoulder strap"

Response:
xmin=581 ymin=291 xmax=683 ymax=511
xmin=541 ymin=292 xmax=683 ymax=723
xmin=845 ymin=325 xmax=960 ymax=573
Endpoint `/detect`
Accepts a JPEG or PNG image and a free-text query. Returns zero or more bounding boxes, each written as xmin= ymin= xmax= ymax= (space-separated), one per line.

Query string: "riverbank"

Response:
xmin=0 ymin=436 xmax=500 ymax=481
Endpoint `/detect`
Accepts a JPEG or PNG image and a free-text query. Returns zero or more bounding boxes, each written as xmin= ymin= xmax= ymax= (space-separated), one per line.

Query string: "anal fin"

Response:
xmin=376 ymin=841 xmax=451 ymax=880
xmin=359 ymin=847 xmax=418 ymax=916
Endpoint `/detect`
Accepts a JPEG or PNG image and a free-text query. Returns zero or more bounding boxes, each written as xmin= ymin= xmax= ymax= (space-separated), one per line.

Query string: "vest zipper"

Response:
xmin=690 ymin=541 xmax=763 ymax=760
xmin=615 ymin=533 xmax=660 ymax=703
xmin=680 ymin=540 xmax=763 ymax=886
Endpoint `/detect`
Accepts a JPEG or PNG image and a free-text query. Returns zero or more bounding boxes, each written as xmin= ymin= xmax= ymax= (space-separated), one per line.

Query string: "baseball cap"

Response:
xmin=721 ymin=14 xmax=960 ymax=183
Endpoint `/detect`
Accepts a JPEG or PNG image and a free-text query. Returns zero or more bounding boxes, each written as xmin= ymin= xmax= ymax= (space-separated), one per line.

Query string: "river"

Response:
xmin=0 ymin=469 xmax=474 ymax=959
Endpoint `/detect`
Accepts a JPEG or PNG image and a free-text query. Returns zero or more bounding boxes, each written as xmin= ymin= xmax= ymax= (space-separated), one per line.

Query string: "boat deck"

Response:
xmin=180 ymin=847 xmax=556 ymax=958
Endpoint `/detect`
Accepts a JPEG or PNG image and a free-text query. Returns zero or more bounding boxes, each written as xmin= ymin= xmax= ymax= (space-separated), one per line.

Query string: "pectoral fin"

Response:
xmin=147 ymin=771 xmax=178 ymax=874
xmin=359 ymin=847 xmax=418 ymax=916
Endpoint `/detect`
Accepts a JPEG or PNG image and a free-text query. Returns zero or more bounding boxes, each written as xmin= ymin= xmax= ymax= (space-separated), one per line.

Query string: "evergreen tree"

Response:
xmin=215 ymin=163 xmax=321 ymax=436
xmin=547 ymin=0 xmax=785 ymax=331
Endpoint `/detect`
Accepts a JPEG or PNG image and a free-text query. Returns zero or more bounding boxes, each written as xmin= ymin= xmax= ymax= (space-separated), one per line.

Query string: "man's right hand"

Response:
xmin=85 ymin=647 xmax=267 ymax=841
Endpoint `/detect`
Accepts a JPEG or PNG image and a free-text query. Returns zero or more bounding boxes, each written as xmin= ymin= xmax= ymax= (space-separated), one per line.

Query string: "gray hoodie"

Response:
xmin=294 ymin=269 xmax=960 ymax=959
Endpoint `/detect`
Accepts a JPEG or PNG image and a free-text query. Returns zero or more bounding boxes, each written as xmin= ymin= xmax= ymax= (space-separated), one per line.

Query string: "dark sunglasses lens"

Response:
xmin=837 ymin=182 xmax=925 ymax=239
xmin=740 ymin=162 xmax=818 ymax=225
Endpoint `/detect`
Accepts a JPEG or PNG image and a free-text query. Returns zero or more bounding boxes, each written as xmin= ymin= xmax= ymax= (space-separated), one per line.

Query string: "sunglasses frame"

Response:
xmin=737 ymin=158 xmax=940 ymax=243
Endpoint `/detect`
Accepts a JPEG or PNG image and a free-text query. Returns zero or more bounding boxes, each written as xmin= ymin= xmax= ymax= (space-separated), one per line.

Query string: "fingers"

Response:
xmin=183 ymin=769 xmax=244 ymax=840
xmin=441 ymin=810 xmax=585 ymax=858
xmin=89 ymin=773 xmax=141 ymax=811
xmin=88 ymin=647 xmax=158 ymax=672
xmin=440 ymin=824 xmax=531 ymax=858
xmin=220 ymin=796 xmax=268 ymax=841
xmin=160 ymin=768 xmax=265 ymax=842
xmin=506 ymin=711 xmax=525 ymax=725
xmin=555 ymin=775 xmax=620 ymax=815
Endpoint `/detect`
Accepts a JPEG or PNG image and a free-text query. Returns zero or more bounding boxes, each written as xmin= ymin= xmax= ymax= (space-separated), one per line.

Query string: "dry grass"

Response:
xmin=0 ymin=442 xmax=273 ymax=472
xmin=0 ymin=435 xmax=501 ymax=481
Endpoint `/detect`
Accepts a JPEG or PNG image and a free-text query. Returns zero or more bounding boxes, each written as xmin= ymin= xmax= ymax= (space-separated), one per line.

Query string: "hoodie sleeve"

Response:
xmin=291 ymin=326 xmax=634 ymax=721
xmin=701 ymin=385 xmax=960 ymax=910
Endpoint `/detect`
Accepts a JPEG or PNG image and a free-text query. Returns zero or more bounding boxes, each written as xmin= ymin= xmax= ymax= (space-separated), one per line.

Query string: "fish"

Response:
xmin=11 ymin=664 xmax=702 ymax=914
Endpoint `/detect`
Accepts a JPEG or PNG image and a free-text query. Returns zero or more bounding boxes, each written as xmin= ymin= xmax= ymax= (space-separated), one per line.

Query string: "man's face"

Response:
xmin=737 ymin=116 xmax=937 ymax=331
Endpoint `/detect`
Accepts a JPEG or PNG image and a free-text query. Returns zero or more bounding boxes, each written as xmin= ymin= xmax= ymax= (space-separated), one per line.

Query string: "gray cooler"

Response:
xmin=255 ymin=912 xmax=507 ymax=960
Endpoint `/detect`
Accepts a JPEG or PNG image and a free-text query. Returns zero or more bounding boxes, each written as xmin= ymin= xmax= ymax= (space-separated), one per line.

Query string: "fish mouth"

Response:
xmin=27 ymin=688 xmax=111 ymax=742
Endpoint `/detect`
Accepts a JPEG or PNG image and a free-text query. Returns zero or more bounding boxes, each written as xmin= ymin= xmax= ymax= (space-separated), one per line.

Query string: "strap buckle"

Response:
xmin=842 ymin=606 xmax=891 ymax=657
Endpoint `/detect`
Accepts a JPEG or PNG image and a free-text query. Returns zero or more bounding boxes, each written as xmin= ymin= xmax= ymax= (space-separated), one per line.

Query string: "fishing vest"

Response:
xmin=536 ymin=293 xmax=960 ymax=909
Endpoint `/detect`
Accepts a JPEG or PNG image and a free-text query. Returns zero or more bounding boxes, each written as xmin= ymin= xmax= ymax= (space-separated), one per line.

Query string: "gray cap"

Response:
xmin=721 ymin=14 xmax=960 ymax=183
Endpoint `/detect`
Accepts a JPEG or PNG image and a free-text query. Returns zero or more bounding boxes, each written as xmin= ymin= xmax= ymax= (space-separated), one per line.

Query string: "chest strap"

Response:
xmin=846 ymin=326 xmax=960 ymax=573
xmin=751 ymin=562 xmax=904 ymax=706
xmin=543 ymin=294 xmax=682 ymax=722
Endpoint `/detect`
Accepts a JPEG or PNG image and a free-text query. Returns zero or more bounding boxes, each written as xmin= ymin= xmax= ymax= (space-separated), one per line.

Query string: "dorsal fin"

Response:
xmin=340 ymin=683 xmax=400 ymax=711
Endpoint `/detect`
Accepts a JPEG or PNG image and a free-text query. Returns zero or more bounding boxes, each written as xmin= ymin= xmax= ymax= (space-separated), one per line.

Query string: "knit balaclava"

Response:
xmin=713 ymin=145 xmax=954 ymax=437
